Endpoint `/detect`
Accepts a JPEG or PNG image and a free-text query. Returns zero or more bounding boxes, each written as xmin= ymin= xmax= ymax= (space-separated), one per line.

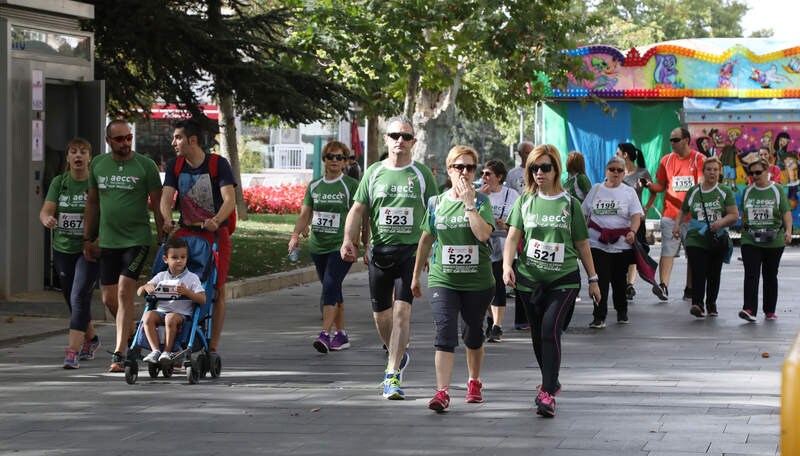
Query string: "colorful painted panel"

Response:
xmin=551 ymin=42 xmax=800 ymax=99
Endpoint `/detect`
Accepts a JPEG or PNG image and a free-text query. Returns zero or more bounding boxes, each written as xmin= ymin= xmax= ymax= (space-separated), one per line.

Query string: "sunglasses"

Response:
xmin=450 ymin=163 xmax=477 ymax=173
xmin=529 ymin=163 xmax=554 ymax=174
xmin=748 ymin=169 xmax=765 ymax=176
xmin=109 ymin=134 xmax=133 ymax=143
xmin=324 ymin=154 xmax=346 ymax=161
xmin=607 ymin=167 xmax=625 ymax=173
xmin=481 ymin=171 xmax=494 ymax=177
xmin=387 ymin=132 xmax=414 ymax=141
xmin=669 ymin=137 xmax=683 ymax=143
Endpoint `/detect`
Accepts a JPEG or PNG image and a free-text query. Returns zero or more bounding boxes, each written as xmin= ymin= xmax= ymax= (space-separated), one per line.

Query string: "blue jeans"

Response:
xmin=311 ymin=252 xmax=352 ymax=306
xmin=53 ymin=251 xmax=99 ymax=332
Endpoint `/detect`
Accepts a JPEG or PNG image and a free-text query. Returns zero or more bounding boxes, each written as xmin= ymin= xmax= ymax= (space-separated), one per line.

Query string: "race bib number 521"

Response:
xmin=526 ymin=238 xmax=565 ymax=264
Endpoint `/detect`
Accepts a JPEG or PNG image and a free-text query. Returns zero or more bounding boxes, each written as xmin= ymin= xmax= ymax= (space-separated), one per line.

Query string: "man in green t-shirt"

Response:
xmin=83 ymin=120 xmax=164 ymax=372
xmin=340 ymin=115 xmax=437 ymax=400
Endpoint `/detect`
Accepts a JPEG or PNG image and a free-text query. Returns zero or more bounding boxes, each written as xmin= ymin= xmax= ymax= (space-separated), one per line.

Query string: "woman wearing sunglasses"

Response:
xmin=503 ymin=144 xmax=601 ymax=418
xmin=738 ymin=158 xmax=793 ymax=322
xmin=411 ymin=145 xmax=495 ymax=413
xmin=671 ymin=156 xmax=738 ymax=318
xmin=289 ymin=141 xmax=359 ymax=353
xmin=583 ymin=156 xmax=644 ymax=328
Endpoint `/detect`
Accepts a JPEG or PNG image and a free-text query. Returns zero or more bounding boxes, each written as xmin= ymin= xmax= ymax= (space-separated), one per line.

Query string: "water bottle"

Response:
xmin=288 ymin=246 xmax=300 ymax=262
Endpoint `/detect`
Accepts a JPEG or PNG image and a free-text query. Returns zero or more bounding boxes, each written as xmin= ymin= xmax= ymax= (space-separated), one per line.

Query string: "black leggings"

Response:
xmin=429 ymin=286 xmax=494 ymax=353
xmin=490 ymin=261 xmax=506 ymax=307
xmin=53 ymin=251 xmax=99 ymax=332
xmin=591 ymin=248 xmax=633 ymax=320
xmin=518 ymin=287 xmax=579 ymax=395
xmin=741 ymin=244 xmax=784 ymax=316
xmin=685 ymin=246 xmax=724 ymax=312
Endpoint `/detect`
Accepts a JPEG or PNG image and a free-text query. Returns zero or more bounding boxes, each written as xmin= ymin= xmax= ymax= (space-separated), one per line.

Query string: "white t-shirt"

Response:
xmin=505 ymin=166 xmax=526 ymax=196
xmin=582 ymin=183 xmax=643 ymax=252
xmin=486 ymin=186 xmax=520 ymax=262
xmin=147 ymin=269 xmax=205 ymax=317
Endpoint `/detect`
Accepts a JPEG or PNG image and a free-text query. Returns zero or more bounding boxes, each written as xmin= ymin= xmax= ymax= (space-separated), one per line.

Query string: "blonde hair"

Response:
xmin=566 ymin=151 xmax=586 ymax=174
xmin=703 ymin=155 xmax=723 ymax=171
xmin=525 ymin=144 xmax=564 ymax=194
xmin=445 ymin=145 xmax=479 ymax=168
xmin=322 ymin=140 xmax=350 ymax=158
xmin=65 ymin=138 xmax=92 ymax=171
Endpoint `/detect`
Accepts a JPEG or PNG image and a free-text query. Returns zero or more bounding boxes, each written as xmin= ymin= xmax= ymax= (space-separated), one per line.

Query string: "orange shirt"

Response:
xmin=655 ymin=150 xmax=705 ymax=219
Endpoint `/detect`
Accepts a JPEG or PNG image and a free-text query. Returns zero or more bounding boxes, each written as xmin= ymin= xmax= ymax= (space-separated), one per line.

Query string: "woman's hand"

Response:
xmin=588 ymin=282 xmax=601 ymax=303
xmin=624 ymin=230 xmax=635 ymax=244
xmin=288 ymin=235 xmax=299 ymax=253
xmin=671 ymin=224 xmax=681 ymax=239
xmin=455 ymin=175 xmax=475 ymax=206
xmin=411 ymin=276 xmax=422 ymax=298
xmin=709 ymin=220 xmax=722 ymax=233
xmin=496 ymin=218 xmax=508 ymax=231
xmin=503 ymin=266 xmax=516 ymax=288
xmin=478 ymin=183 xmax=491 ymax=194
xmin=785 ymin=230 xmax=793 ymax=245
xmin=41 ymin=215 xmax=57 ymax=229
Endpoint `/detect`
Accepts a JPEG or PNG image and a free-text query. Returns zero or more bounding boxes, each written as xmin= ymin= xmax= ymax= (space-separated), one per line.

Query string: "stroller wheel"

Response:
xmin=148 ymin=363 xmax=159 ymax=379
xmin=209 ymin=352 xmax=222 ymax=378
xmin=162 ymin=366 xmax=174 ymax=378
xmin=124 ymin=363 xmax=138 ymax=385
xmin=187 ymin=364 xmax=200 ymax=384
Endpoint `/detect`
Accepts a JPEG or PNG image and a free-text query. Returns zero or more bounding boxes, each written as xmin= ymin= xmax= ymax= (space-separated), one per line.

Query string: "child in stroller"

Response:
xmin=137 ymin=237 xmax=205 ymax=365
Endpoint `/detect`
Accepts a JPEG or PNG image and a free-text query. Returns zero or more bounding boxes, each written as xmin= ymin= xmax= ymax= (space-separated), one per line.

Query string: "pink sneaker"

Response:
xmin=465 ymin=379 xmax=483 ymax=403
xmin=765 ymin=313 xmax=778 ymax=321
xmin=428 ymin=389 xmax=450 ymax=412
xmin=536 ymin=391 xmax=556 ymax=417
xmin=738 ymin=309 xmax=757 ymax=322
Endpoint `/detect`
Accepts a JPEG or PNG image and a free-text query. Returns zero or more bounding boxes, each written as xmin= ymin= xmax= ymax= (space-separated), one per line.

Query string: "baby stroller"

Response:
xmin=124 ymin=235 xmax=222 ymax=385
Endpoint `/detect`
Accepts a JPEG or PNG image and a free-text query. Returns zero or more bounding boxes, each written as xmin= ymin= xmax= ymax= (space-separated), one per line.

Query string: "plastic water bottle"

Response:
xmin=288 ymin=246 xmax=300 ymax=262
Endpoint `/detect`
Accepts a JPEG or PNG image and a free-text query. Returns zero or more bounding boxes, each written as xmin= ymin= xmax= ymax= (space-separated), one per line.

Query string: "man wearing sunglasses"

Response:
xmin=643 ymin=127 xmax=705 ymax=302
xmin=83 ymin=119 xmax=164 ymax=372
xmin=340 ymin=115 xmax=438 ymax=400
xmin=161 ymin=119 xmax=237 ymax=358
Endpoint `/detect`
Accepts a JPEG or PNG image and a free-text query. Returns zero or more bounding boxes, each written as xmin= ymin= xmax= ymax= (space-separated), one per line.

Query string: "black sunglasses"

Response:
xmin=109 ymin=134 xmax=133 ymax=143
xmin=324 ymin=154 xmax=346 ymax=161
xmin=529 ymin=163 xmax=554 ymax=174
xmin=607 ymin=167 xmax=625 ymax=173
xmin=450 ymin=163 xmax=477 ymax=173
xmin=481 ymin=171 xmax=494 ymax=177
xmin=748 ymin=169 xmax=765 ymax=176
xmin=669 ymin=137 xmax=683 ymax=143
xmin=387 ymin=132 xmax=414 ymax=141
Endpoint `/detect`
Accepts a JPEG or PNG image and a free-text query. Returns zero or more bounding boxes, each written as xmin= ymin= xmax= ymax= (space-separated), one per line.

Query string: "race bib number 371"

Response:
xmin=312 ymin=211 xmax=340 ymax=233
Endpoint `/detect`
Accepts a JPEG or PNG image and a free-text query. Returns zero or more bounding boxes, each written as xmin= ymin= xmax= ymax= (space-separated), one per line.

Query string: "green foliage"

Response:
xmin=237 ymin=141 xmax=264 ymax=173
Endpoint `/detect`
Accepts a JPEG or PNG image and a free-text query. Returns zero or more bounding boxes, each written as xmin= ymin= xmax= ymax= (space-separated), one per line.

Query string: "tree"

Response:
xmin=84 ymin=0 xmax=354 ymax=218
xmin=289 ymin=1 xmax=597 ymax=170
xmin=583 ymin=0 xmax=749 ymax=49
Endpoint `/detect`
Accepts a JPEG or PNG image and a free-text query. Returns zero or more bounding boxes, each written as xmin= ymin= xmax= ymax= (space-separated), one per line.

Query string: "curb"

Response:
xmin=225 ymin=261 xmax=367 ymax=300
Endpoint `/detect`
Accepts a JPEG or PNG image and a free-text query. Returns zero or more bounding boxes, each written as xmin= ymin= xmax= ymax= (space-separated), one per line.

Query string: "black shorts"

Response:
xmin=368 ymin=244 xmax=416 ymax=312
xmin=99 ymin=246 xmax=150 ymax=285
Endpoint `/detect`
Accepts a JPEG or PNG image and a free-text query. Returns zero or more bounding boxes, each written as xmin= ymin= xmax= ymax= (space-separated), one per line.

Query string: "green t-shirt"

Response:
xmin=564 ymin=173 xmax=592 ymax=202
xmin=421 ymin=193 xmax=496 ymax=291
xmin=506 ymin=192 xmax=588 ymax=291
xmin=302 ymin=174 xmax=358 ymax=254
xmin=354 ymin=160 xmax=438 ymax=246
xmin=681 ymin=184 xmax=736 ymax=249
xmin=740 ymin=183 xmax=791 ymax=248
xmin=45 ymin=173 xmax=89 ymax=254
xmin=88 ymin=152 xmax=162 ymax=249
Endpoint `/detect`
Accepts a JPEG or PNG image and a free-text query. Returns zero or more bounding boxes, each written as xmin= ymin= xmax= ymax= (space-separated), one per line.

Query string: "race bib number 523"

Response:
xmin=379 ymin=207 xmax=413 ymax=227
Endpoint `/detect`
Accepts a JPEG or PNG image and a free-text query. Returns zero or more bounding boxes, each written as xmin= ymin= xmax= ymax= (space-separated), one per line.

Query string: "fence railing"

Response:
xmin=264 ymin=144 xmax=307 ymax=169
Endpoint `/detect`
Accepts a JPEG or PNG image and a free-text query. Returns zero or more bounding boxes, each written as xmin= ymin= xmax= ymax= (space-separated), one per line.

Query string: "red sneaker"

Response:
xmin=465 ymin=379 xmax=483 ymax=403
xmin=428 ymin=389 xmax=450 ymax=412
xmin=536 ymin=391 xmax=556 ymax=417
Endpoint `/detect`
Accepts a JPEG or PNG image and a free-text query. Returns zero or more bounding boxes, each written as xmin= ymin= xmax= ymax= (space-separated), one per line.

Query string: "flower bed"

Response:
xmin=242 ymin=184 xmax=306 ymax=214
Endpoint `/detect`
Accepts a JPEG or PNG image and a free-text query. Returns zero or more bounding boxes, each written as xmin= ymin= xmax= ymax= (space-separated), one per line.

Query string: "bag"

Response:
xmin=707 ymin=231 xmax=731 ymax=256
xmin=749 ymin=228 xmax=778 ymax=244
xmin=174 ymin=154 xmax=237 ymax=234
xmin=370 ymin=244 xmax=416 ymax=270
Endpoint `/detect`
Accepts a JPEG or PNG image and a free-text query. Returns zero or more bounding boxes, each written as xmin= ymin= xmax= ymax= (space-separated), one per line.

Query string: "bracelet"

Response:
xmin=464 ymin=206 xmax=477 ymax=212
xmin=83 ymin=236 xmax=96 ymax=242
xmin=587 ymin=275 xmax=599 ymax=283
xmin=291 ymin=233 xmax=300 ymax=239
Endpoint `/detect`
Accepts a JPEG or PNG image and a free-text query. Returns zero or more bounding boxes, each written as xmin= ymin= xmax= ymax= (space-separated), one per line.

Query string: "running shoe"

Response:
xmin=535 ymin=382 xmax=561 ymax=405
xmin=485 ymin=316 xmax=494 ymax=339
xmin=428 ymin=389 xmax=450 ymax=412
xmin=487 ymin=325 xmax=503 ymax=343
xmin=382 ymin=372 xmax=404 ymax=400
xmin=589 ymin=318 xmax=606 ymax=329
xmin=63 ymin=349 xmax=79 ymax=369
xmin=682 ymin=287 xmax=692 ymax=301
xmin=313 ymin=331 xmax=331 ymax=354
xmin=739 ymin=309 xmax=757 ymax=322
xmin=707 ymin=304 xmax=718 ymax=317
xmin=690 ymin=305 xmax=705 ymax=318
xmin=625 ymin=284 xmax=636 ymax=301
xmin=108 ymin=351 xmax=125 ymax=372
xmin=330 ymin=331 xmax=350 ymax=351
xmin=765 ymin=313 xmax=778 ymax=321
xmin=79 ymin=335 xmax=101 ymax=361
xmin=535 ymin=391 xmax=556 ymax=417
xmin=465 ymin=379 xmax=484 ymax=403
xmin=158 ymin=351 xmax=174 ymax=363
xmin=398 ymin=351 xmax=410 ymax=382
xmin=143 ymin=350 xmax=162 ymax=364
xmin=617 ymin=313 xmax=629 ymax=324
xmin=652 ymin=283 xmax=668 ymax=301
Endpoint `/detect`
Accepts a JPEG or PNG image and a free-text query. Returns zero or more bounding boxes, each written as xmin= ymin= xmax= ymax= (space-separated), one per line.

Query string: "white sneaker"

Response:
xmin=159 ymin=351 xmax=173 ymax=363
xmin=143 ymin=350 xmax=161 ymax=364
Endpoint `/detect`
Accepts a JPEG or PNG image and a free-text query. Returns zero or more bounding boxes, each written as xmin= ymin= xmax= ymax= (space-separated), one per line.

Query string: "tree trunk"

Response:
xmin=411 ymin=68 xmax=462 ymax=171
xmin=217 ymin=92 xmax=249 ymax=221
xmin=366 ymin=114 xmax=380 ymax=166
xmin=403 ymin=70 xmax=419 ymax=120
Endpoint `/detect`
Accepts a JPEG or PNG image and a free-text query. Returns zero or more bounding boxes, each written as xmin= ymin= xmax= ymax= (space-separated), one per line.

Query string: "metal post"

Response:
xmin=313 ymin=136 xmax=322 ymax=180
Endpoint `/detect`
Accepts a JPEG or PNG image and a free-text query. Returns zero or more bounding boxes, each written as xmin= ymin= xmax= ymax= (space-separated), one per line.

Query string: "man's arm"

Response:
xmin=340 ymin=201 xmax=367 ymax=262
xmin=149 ymin=187 xmax=165 ymax=241
xmin=160 ymin=186 xmax=177 ymax=234
xmin=203 ymin=184 xmax=236 ymax=232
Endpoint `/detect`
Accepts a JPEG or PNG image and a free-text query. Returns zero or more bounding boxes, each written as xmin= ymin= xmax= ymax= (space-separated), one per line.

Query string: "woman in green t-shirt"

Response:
xmin=289 ymin=141 xmax=359 ymax=353
xmin=563 ymin=150 xmax=592 ymax=203
xmin=738 ymin=158 xmax=793 ymax=322
xmin=503 ymin=144 xmax=601 ymax=418
xmin=39 ymin=138 xmax=101 ymax=369
xmin=672 ymin=156 xmax=738 ymax=318
xmin=411 ymin=145 xmax=495 ymax=413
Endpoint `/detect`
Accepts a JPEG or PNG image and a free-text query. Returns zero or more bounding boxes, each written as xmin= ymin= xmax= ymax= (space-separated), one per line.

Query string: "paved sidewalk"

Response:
xmin=0 ymin=245 xmax=795 ymax=455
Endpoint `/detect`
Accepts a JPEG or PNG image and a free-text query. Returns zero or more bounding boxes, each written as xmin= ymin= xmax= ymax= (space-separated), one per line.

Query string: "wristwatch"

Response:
xmin=587 ymin=275 xmax=599 ymax=283
xmin=464 ymin=206 xmax=477 ymax=212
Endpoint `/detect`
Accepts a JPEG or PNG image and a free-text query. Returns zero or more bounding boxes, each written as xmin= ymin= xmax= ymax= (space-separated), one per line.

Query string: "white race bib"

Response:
xmin=312 ymin=211 xmax=340 ymax=232
xmin=379 ymin=207 xmax=413 ymax=227
xmin=526 ymin=238 xmax=565 ymax=264
xmin=442 ymin=244 xmax=479 ymax=267
xmin=593 ymin=199 xmax=621 ymax=215
xmin=672 ymin=175 xmax=694 ymax=192
xmin=58 ymin=213 xmax=84 ymax=235
xmin=748 ymin=207 xmax=773 ymax=223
